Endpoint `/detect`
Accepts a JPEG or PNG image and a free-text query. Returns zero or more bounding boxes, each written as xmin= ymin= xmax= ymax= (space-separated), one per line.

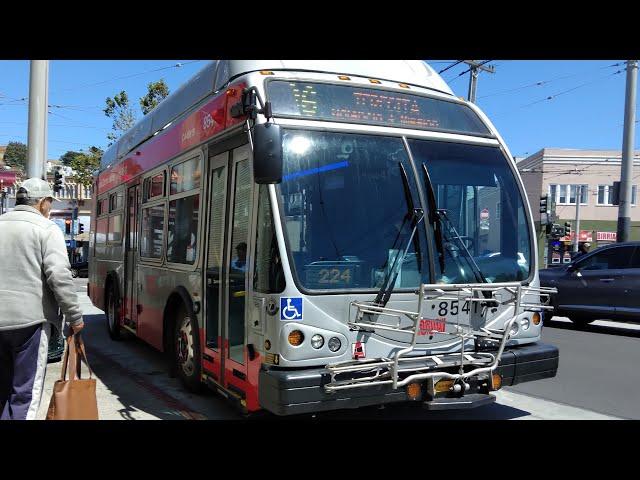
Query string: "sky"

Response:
xmin=0 ymin=60 xmax=637 ymax=160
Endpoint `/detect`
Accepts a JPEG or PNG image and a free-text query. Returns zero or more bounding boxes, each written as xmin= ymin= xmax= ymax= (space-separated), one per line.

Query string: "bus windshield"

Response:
xmin=277 ymin=130 xmax=532 ymax=291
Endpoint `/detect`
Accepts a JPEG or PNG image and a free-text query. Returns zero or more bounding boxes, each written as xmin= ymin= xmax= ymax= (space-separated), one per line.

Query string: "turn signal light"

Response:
xmin=406 ymin=383 xmax=422 ymax=400
xmin=260 ymin=70 xmax=274 ymax=75
xmin=532 ymin=312 xmax=541 ymax=325
xmin=398 ymin=83 xmax=411 ymax=89
xmin=338 ymin=75 xmax=351 ymax=81
xmin=368 ymin=78 xmax=382 ymax=84
xmin=288 ymin=330 xmax=304 ymax=346
xmin=491 ymin=373 xmax=503 ymax=391
xmin=434 ymin=379 xmax=454 ymax=394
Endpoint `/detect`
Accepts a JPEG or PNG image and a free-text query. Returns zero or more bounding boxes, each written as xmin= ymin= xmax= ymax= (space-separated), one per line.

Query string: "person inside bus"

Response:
xmin=0 ymin=178 xmax=84 ymax=420
xmin=231 ymin=242 xmax=248 ymax=272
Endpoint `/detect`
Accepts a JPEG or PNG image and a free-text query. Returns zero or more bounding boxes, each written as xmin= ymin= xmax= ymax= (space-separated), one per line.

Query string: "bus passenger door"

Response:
xmin=222 ymin=144 xmax=252 ymax=399
xmin=124 ymin=184 xmax=140 ymax=331
xmin=204 ymin=153 xmax=228 ymax=383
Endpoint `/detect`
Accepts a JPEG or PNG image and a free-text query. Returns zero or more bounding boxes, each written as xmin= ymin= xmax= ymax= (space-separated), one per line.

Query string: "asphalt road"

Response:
xmin=37 ymin=279 xmax=625 ymax=420
xmin=510 ymin=316 xmax=640 ymax=420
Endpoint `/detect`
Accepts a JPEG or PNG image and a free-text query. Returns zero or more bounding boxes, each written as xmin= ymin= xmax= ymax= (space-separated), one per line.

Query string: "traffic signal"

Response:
xmin=53 ymin=169 xmax=64 ymax=193
xmin=540 ymin=194 xmax=550 ymax=214
xmin=65 ymin=219 xmax=71 ymax=234
xmin=564 ymin=221 xmax=571 ymax=237
xmin=611 ymin=181 xmax=620 ymax=205
xmin=78 ymin=223 xmax=85 ymax=234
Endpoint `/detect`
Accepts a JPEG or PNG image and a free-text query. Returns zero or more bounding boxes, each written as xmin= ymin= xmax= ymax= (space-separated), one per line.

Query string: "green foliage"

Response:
xmin=69 ymin=146 xmax=103 ymax=187
xmin=3 ymin=141 xmax=27 ymax=171
xmin=104 ymin=91 xmax=137 ymax=145
xmin=140 ymin=79 xmax=170 ymax=115
xmin=59 ymin=150 xmax=82 ymax=166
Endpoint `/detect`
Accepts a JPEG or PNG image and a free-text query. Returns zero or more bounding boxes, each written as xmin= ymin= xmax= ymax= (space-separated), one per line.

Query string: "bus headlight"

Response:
xmin=509 ymin=322 xmax=519 ymax=337
xmin=328 ymin=337 xmax=341 ymax=352
xmin=520 ymin=318 xmax=530 ymax=331
xmin=311 ymin=334 xmax=324 ymax=349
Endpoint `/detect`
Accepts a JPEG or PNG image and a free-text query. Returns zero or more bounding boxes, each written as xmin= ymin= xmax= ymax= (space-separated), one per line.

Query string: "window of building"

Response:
xmin=170 ymin=156 xmax=201 ymax=195
xmin=597 ymin=184 xmax=637 ymax=206
xmin=140 ymin=205 xmax=165 ymax=259
xmin=549 ymin=184 xmax=587 ymax=205
xmin=167 ymin=195 xmax=200 ymax=264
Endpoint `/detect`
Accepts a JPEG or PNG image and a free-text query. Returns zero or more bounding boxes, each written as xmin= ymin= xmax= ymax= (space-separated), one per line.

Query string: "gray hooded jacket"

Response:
xmin=0 ymin=205 xmax=83 ymax=331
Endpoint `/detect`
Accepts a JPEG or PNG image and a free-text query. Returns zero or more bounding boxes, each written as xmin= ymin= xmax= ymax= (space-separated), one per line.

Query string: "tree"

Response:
xmin=59 ymin=150 xmax=82 ymax=166
xmin=3 ymin=141 xmax=27 ymax=172
xmin=139 ymin=79 xmax=170 ymax=115
xmin=69 ymin=146 xmax=102 ymax=187
xmin=104 ymin=91 xmax=136 ymax=145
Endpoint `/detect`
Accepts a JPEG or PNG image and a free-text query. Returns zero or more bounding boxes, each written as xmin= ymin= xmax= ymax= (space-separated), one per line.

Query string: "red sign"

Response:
xmin=560 ymin=230 xmax=592 ymax=243
xmin=418 ymin=318 xmax=446 ymax=335
xmin=480 ymin=208 xmax=490 ymax=220
xmin=352 ymin=342 xmax=366 ymax=359
xmin=597 ymin=231 xmax=617 ymax=241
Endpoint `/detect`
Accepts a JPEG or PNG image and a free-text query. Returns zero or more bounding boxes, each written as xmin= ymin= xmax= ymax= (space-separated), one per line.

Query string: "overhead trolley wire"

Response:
xmin=479 ymin=62 xmax=623 ymax=100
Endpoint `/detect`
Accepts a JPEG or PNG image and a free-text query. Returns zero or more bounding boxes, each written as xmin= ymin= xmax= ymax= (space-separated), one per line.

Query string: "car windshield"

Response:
xmin=277 ymin=130 xmax=429 ymax=291
xmin=409 ymin=139 xmax=532 ymax=283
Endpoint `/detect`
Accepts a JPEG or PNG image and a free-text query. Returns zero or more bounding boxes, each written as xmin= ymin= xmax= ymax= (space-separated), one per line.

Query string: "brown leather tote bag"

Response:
xmin=46 ymin=335 xmax=99 ymax=420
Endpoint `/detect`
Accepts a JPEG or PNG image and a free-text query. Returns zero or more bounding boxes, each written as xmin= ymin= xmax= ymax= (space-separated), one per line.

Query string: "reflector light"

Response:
xmin=338 ymin=75 xmax=351 ymax=81
xmin=434 ymin=379 xmax=454 ymax=394
xmin=288 ymin=330 xmax=304 ymax=346
xmin=398 ymin=83 xmax=410 ymax=89
xmin=260 ymin=70 xmax=274 ymax=75
xmin=264 ymin=340 xmax=271 ymax=351
xmin=491 ymin=373 xmax=503 ymax=391
xmin=406 ymin=383 xmax=421 ymax=400
xmin=532 ymin=312 xmax=541 ymax=325
xmin=368 ymin=79 xmax=382 ymax=84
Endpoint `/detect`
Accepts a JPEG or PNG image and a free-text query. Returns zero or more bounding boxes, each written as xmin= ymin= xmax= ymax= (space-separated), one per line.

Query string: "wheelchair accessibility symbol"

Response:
xmin=280 ymin=297 xmax=303 ymax=321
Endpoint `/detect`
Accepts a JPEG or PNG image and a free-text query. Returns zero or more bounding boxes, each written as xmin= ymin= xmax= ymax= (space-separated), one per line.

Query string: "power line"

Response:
xmin=479 ymin=62 xmax=622 ymax=100
xmin=50 ymin=60 xmax=202 ymax=94
xmin=492 ymin=69 xmax=624 ymax=118
xmin=438 ymin=60 xmax=463 ymax=74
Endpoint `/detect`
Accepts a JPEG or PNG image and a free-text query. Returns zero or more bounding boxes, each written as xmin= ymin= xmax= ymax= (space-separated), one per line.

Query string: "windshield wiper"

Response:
xmin=438 ymin=209 xmax=487 ymax=284
xmin=421 ymin=163 xmax=446 ymax=274
xmin=373 ymin=163 xmax=424 ymax=307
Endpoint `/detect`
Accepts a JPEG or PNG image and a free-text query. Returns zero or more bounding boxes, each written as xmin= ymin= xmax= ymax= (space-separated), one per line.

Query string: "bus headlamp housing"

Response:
xmin=328 ymin=337 xmax=341 ymax=352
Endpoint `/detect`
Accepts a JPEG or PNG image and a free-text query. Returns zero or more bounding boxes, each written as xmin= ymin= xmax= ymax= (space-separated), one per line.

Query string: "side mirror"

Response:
xmin=252 ymin=122 xmax=282 ymax=184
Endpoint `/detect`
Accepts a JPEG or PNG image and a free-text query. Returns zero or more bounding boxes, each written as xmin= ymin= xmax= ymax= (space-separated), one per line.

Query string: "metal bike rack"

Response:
xmin=324 ymin=282 xmax=557 ymax=393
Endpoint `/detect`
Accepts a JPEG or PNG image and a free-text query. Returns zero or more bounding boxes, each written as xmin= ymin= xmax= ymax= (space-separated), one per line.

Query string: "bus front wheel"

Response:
xmin=173 ymin=304 xmax=202 ymax=393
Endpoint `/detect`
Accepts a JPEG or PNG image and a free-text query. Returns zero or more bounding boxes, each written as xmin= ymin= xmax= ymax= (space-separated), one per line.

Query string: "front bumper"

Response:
xmin=259 ymin=342 xmax=559 ymax=416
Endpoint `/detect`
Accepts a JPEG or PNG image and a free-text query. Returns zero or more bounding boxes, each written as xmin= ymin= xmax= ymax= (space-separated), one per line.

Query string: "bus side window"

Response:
xmin=253 ymin=185 xmax=285 ymax=293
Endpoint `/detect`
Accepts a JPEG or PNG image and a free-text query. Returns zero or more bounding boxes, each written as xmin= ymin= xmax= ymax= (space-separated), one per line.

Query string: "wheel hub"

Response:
xmin=176 ymin=317 xmax=194 ymax=376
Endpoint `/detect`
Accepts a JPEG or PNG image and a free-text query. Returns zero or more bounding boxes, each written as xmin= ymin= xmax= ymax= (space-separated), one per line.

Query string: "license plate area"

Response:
xmin=418 ymin=298 xmax=482 ymax=337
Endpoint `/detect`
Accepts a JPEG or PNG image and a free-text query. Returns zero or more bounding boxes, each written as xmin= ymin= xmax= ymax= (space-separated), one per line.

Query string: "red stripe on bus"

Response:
xmin=97 ymin=82 xmax=247 ymax=195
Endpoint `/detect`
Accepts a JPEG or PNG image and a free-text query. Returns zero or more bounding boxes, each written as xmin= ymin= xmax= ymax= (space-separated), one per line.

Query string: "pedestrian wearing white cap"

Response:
xmin=0 ymin=178 xmax=84 ymax=420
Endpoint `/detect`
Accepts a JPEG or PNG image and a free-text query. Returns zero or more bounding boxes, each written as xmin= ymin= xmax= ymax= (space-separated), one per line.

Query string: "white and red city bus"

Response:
xmin=89 ymin=61 xmax=558 ymax=415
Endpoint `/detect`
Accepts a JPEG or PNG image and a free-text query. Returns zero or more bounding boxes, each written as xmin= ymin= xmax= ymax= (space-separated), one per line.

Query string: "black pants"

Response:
xmin=0 ymin=324 xmax=51 ymax=420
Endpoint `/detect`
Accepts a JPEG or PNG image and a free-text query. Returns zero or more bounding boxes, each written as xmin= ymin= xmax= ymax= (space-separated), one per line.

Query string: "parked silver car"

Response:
xmin=539 ymin=241 xmax=640 ymax=326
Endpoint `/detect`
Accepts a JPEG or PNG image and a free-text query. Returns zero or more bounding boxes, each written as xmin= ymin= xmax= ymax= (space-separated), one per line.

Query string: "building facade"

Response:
xmin=518 ymin=148 xmax=640 ymax=267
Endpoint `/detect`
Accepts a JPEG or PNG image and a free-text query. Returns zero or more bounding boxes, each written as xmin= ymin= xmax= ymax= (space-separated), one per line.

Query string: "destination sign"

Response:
xmin=268 ymin=80 xmax=490 ymax=136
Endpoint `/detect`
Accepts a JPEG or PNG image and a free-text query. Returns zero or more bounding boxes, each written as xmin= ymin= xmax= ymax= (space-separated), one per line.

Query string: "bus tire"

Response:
xmin=173 ymin=303 xmax=203 ymax=393
xmin=105 ymin=283 xmax=122 ymax=341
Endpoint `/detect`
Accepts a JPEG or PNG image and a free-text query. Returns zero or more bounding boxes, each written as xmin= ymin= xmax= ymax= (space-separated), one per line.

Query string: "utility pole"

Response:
xmin=617 ymin=60 xmax=638 ymax=243
xmin=573 ymin=185 xmax=582 ymax=253
xmin=26 ymin=60 xmax=49 ymax=180
xmin=463 ymin=60 xmax=495 ymax=103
